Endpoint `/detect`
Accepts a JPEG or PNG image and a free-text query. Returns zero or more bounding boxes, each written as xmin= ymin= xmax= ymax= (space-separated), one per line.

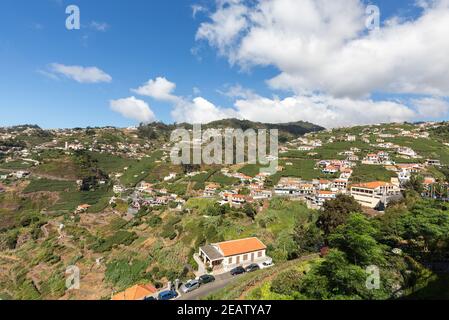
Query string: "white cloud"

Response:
xmin=131 ymin=76 xmax=448 ymax=127
xmin=412 ymin=97 xmax=449 ymax=119
xmin=36 ymin=69 xmax=59 ymax=81
xmin=218 ymin=84 xmax=258 ymax=99
xmin=173 ymin=93 xmax=449 ymax=128
xmin=192 ymin=4 xmax=207 ymax=18
xmin=171 ymin=97 xmax=239 ymax=124
xmin=132 ymin=76 xmax=238 ymax=123
xmin=110 ymin=96 xmax=156 ymax=123
xmin=233 ymin=95 xmax=419 ymax=128
xmin=197 ymin=0 xmax=449 ymax=98
xmin=193 ymin=87 xmax=201 ymax=95
xmin=196 ymin=0 xmax=249 ymax=57
xmin=132 ymin=77 xmax=179 ymax=102
xmin=90 ymin=21 xmax=110 ymax=32
xmin=48 ymin=63 xmax=112 ymax=83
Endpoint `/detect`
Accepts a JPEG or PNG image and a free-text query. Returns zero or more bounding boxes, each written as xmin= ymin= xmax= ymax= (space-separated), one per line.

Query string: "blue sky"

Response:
xmin=0 ymin=0 xmax=447 ymax=128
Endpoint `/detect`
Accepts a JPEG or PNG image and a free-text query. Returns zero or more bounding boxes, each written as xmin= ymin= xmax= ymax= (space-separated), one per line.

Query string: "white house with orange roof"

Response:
xmin=204 ymin=183 xmax=220 ymax=197
xmin=322 ymin=165 xmax=339 ymax=175
xmin=197 ymin=237 xmax=270 ymax=273
xmin=250 ymin=188 xmax=273 ymax=200
xmin=350 ymin=181 xmax=402 ymax=209
xmin=221 ymin=193 xmax=247 ymax=207
xmin=318 ymin=179 xmax=332 ymax=190
xmin=332 ymin=179 xmax=349 ymax=191
xmin=315 ymin=190 xmax=337 ymax=205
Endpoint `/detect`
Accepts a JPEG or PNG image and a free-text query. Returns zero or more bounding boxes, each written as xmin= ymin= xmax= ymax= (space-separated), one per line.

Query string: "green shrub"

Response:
xmin=105 ymin=258 xmax=151 ymax=290
xmin=147 ymin=216 xmax=162 ymax=227
xmin=270 ymin=269 xmax=303 ymax=296
xmin=91 ymin=231 xmax=138 ymax=253
xmin=40 ymin=272 xmax=66 ymax=298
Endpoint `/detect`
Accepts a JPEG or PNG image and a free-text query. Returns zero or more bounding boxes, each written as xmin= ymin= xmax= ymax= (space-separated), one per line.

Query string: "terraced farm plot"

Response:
xmin=24 ymin=179 xmax=76 ymax=193
xmin=388 ymin=137 xmax=449 ymax=165
xmin=312 ymin=141 xmax=372 ymax=159
xmin=88 ymin=152 xmax=136 ymax=174
xmin=351 ymin=164 xmax=396 ymax=183
xmin=238 ymin=164 xmax=263 ymax=177
xmin=209 ymin=172 xmax=239 ymax=186
xmin=189 ymin=169 xmax=218 ymax=190
xmin=33 ymin=158 xmax=82 ymax=180
xmin=0 ymin=160 xmax=33 ymax=170
xmin=49 ymin=186 xmax=113 ymax=213
xmin=119 ymin=151 xmax=163 ymax=187
xmin=276 ymin=159 xmax=322 ymax=180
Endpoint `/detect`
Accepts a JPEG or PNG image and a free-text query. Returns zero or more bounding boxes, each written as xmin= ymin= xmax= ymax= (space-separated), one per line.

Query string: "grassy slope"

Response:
xmin=205 ymin=255 xmax=319 ymax=300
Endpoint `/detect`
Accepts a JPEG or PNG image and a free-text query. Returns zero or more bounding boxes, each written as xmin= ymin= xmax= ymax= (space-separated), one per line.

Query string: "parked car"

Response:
xmin=143 ymin=296 xmax=156 ymax=301
xmin=245 ymin=263 xmax=260 ymax=273
xmin=180 ymin=279 xmax=200 ymax=293
xmin=230 ymin=266 xmax=246 ymax=276
xmin=198 ymin=274 xmax=216 ymax=284
xmin=259 ymin=259 xmax=274 ymax=269
xmin=158 ymin=290 xmax=178 ymax=300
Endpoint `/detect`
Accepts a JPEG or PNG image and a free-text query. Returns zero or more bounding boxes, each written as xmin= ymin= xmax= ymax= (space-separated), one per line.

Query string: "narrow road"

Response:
xmin=178 ymin=254 xmax=320 ymax=301
xmin=178 ymin=273 xmax=243 ymax=300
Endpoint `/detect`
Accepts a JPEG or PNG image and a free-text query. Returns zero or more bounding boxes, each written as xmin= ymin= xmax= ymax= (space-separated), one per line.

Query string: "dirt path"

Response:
xmin=41 ymin=224 xmax=50 ymax=239
xmin=0 ymin=254 xmax=20 ymax=262
xmin=31 ymin=172 xmax=76 ymax=182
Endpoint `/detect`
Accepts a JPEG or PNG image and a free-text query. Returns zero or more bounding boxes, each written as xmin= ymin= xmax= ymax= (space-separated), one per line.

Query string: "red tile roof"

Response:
xmin=112 ymin=284 xmax=157 ymax=300
xmin=217 ymin=237 xmax=266 ymax=257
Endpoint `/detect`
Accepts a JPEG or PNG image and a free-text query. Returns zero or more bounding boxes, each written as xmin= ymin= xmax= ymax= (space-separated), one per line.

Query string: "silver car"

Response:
xmin=180 ymin=279 xmax=200 ymax=293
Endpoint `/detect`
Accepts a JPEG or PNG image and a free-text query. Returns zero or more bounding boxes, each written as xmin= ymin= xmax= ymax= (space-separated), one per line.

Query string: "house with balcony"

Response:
xmin=315 ymin=190 xmax=337 ymax=205
xmin=350 ymin=181 xmax=402 ymax=210
xmin=221 ymin=193 xmax=247 ymax=207
xmin=197 ymin=237 xmax=270 ymax=274
xmin=397 ymin=147 xmax=418 ymax=158
xmin=274 ymin=177 xmax=302 ymax=196
xmin=203 ymin=183 xmax=220 ymax=197
xmin=250 ymin=189 xmax=273 ymax=200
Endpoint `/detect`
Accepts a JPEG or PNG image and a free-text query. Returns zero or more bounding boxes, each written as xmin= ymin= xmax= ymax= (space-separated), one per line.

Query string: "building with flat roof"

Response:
xmin=350 ymin=181 xmax=402 ymax=210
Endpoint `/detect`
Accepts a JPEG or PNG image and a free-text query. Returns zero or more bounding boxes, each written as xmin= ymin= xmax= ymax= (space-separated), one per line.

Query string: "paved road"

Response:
xmin=178 ymin=272 xmax=243 ymax=300
xmin=178 ymin=254 xmax=320 ymax=300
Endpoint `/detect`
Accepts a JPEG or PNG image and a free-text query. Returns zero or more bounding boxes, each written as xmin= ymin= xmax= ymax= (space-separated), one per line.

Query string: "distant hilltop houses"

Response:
xmin=1 ymin=121 xmax=449 ymax=216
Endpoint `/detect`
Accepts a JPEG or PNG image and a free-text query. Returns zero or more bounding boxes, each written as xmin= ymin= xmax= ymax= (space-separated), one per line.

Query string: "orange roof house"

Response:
xmin=216 ymin=237 xmax=267 ymax=257
xmin=112 ymin=284 xmax=157 ymax=301
xmin=198 ymin=237 xmax=270 ymax=273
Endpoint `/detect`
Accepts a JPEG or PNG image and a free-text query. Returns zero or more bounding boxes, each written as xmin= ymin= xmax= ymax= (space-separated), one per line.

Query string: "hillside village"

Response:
xmin=1 ymin=121 xmax=449 ymax=300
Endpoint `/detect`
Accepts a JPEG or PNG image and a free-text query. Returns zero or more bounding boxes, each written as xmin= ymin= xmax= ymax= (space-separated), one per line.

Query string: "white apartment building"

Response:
xmin=350 ymin=181 xmax=402 ymax=210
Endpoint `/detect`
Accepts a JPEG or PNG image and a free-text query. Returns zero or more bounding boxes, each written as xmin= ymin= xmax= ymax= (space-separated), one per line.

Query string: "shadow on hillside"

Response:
xmin=403 ymin=274 xmax=449 ymax=300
